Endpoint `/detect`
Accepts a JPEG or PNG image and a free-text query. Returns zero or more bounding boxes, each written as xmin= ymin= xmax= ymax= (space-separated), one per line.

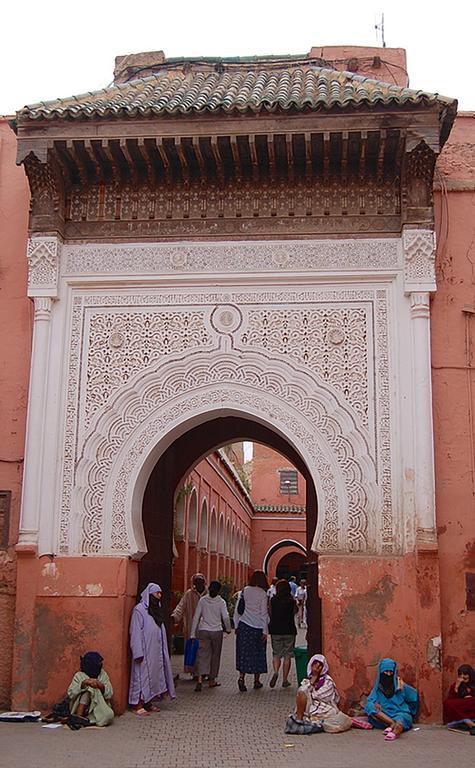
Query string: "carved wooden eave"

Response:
xmin=15 ymin=97 xmax=456 ymax=241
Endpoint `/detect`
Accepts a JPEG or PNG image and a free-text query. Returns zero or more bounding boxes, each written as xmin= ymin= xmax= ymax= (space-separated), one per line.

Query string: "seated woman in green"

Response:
xmin=365 ymin=658 xmax=418 ymax=740
xmin=68 ymin=651 xmax=114 ymax=727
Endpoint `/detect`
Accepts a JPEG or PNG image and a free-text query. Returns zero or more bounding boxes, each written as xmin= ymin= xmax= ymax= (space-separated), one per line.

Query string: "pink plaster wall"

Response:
xmin=433 ymin=113 xmax=475 ymax=692
xmin=250 ymin=444 xmax=306 ymax=507
xmin=0 ymin=120 xmax=30 ymax=707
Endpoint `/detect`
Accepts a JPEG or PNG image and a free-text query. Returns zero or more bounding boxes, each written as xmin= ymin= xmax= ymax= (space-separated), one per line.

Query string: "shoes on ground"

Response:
xmin=253 ymin=681 xmax=263 ymax=689
xmin=282 ymin=680 xmax=291 ymax=688
xmin=269 ymin=673 xmax=278 ymax=688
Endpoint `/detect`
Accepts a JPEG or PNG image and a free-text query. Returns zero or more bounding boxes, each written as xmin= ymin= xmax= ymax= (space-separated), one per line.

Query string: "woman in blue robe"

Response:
xmin=365 ymin=658 xmax=418 ymax=740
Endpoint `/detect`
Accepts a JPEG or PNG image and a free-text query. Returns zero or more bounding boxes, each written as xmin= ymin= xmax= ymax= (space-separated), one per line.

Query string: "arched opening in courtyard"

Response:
xmin=138 ymin=415 xmax=322 ymax=654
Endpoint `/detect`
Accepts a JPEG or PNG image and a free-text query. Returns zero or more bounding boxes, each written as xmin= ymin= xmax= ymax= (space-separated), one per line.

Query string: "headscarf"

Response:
xmin=80 ymin=651 xmax=103 ymax=679
xmin=192 ymin=573 xmax=206 ymax=593
xmin=371 ymin=658 xmax=398 ymax=700
xmin=140 ymin=582 xmax=165 ymax=628
xmin=457 ymin=664 xmax=475 ymax=698
xmin=307 ymin=654 xmax=329 ymax=690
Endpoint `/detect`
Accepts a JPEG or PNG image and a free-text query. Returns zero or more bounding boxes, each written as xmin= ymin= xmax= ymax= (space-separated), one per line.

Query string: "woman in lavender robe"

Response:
xmin=128 ymin=583 xmax=176 ymax=716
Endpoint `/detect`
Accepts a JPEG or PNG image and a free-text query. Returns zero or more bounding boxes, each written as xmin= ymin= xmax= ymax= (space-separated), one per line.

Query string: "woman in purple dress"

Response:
xmin=128 ymin=583 xmax=176 ymax=716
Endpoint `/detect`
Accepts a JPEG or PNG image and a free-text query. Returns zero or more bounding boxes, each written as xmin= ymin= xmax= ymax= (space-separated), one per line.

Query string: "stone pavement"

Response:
xmin=1 ymin=631 xmax=473 ymax=768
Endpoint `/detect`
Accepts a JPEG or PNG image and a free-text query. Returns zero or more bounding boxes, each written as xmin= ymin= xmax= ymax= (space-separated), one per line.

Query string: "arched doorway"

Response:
xmin=139 ymin=416 xmax=322 ymax=653
xmin=276 ymin=552 xmax=307 ymax=581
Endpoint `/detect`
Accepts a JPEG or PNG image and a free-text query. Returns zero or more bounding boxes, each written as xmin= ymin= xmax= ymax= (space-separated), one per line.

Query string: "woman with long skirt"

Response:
xmin=234 ymin=570 xmax=269 ymax=692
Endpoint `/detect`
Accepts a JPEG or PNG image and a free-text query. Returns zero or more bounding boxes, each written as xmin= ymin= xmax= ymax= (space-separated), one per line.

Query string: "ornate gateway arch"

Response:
xmin=12 ymin=48 xmax=455 ymax=715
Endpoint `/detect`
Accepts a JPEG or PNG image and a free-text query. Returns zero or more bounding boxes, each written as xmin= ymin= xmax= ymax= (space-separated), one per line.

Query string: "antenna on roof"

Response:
xmin=375 ymin=12 xmax=386 ymax=48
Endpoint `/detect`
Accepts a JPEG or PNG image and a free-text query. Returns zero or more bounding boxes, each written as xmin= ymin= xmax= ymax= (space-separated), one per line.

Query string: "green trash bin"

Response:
xmin=294 ymin=646 xmax=308 ymax=686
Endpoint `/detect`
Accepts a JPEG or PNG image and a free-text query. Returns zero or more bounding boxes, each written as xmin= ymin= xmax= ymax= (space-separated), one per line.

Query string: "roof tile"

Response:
xmin=18 ymin=63 xmax=455 ymax=121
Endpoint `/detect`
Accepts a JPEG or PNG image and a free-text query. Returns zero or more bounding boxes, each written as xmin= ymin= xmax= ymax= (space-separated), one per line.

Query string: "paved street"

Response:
xmin=1 ymin=631 xmax=473 ymax=768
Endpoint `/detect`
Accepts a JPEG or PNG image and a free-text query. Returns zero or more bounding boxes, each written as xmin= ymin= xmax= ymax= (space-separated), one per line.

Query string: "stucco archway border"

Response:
xmin=72 ymin=349 xmax=381 ymax=557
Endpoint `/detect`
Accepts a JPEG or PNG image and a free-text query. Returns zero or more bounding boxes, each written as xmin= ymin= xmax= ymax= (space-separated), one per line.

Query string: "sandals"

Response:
xmin=269 ymin=672 xmax=278 ymax=688
xmin=253 ymin=681 xmax=263 ymax=689
xmin=384 ymin=730 xmax=399 ymax=741
xmin=133 ymin=707 xmax=151 ymax=717
xmin=146 ymin=704 xmax=161 ymax=712
xmin=238 ymin=678 xmax=247 ymax=692
xmin=195 ymin=682 xmax=202 ymax=692
xmin=282 ymin=680 xmax=291 ymax=688
xmin=208 ymin=681 xmax=221 ymax=688
xmin=351 ymin=717 xmax=373 ymax=730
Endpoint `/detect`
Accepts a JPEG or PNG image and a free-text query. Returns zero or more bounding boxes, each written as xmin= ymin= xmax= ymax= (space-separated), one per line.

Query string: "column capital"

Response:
xmin=403 ymin=226 xmax=436 ymax=295
xmin=27 ymin=234 xmax=62 ymax=299
xmin=410 ymin=291 xmax=430 ymax=319
xmin=33 ymin=296 xmax=53 ymax=321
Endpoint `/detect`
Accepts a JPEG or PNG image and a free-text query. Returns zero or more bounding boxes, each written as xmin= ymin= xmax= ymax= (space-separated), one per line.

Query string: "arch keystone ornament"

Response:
xmin=72 ymin=348 xmax=382 ymax=559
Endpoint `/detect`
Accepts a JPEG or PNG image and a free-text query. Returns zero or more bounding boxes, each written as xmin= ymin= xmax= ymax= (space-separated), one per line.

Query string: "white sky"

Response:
xmin=1 ymin=0 xmax=473 ymax=116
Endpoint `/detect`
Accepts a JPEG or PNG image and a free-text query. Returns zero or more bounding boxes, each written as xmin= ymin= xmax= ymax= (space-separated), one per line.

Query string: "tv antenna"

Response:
xmin=375 ymin=12 xmax=386 ymax=48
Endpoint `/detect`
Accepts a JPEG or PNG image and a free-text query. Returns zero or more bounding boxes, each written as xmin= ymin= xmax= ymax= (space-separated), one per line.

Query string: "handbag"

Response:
xmin=237 ymin=589 xmax=245 ymax=616
xmin=284 ymin=714 xmax=323 ymax=735
xmin=184 ymin=637 xmax=199 ymax=667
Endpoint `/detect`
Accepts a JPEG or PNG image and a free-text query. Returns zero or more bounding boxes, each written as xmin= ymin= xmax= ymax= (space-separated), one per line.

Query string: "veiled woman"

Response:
xmin=128 ymin=583 xmax=176 ymax=716
xmin=443 ymin=664 xmax=475 ymax=733
xmin=365 ymin=658 xmax=418 ymax=740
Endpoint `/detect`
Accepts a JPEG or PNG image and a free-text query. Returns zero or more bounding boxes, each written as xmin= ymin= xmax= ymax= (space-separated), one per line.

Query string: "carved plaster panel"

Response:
xmin=63 ymin=239 xmax=400 ymax=276
xmin=27 ymin=236 xmax=61 ymax=297
xmin=60 ymin=285 xmax=393 ymax=558
xmin=403 ymin=228 xmax=436 ymax=292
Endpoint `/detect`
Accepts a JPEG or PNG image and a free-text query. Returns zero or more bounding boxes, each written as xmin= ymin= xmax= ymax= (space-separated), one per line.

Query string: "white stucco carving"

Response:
xmin=27 ymin=236 xmax=61 ymax=297
xmin=403 ymin=228 xmax=436 ymax=293
xmin=18 ymin=236 xmax=436 ymax=560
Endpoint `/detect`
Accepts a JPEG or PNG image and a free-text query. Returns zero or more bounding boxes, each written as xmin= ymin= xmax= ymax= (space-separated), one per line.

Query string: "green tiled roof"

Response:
xmin=19 ymin=62 xmax=455 ymax=120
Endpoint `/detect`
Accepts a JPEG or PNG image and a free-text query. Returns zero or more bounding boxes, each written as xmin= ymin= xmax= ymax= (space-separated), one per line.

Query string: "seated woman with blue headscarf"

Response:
xmin=365 ymin=658 xmax=419 ymax=740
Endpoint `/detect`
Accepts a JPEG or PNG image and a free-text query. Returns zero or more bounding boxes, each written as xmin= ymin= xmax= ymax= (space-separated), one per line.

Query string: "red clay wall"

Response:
xmin=250 ymin=515 xmax=306 ymax=576
xmin=12 ymin=553 xmax=137 ymax=713
xmin=433 ymin=113 xmax=475 ymax=692
xmin=320 ymin=552 xmax=443 ymax=722
xmin=0 ymin=120 xmax=30 ymax=708
xmin=251 ymin=444 xmax=306 ymax=507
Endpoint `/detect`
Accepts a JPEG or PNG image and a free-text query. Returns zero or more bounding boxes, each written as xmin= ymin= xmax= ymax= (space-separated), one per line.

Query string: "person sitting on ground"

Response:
xmin=294 ymin=654 xmax=353 ymax=733
xmin=443 ymin=664 xmax=475 ymax=734
xmin=67 ymin=651 xmax=114 ymax=727
xmin=269 ymin=579 xmax=297 ymax=688
xmin=365 ymin=658 xmax=418 ymax=740
xmin=190 ymin=579 xmax=231 ymax=692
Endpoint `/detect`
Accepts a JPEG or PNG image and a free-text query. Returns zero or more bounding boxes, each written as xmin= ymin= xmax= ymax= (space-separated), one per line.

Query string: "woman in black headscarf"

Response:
xmin=443 ymin=664 xmax=475 ymax=732
xmin=67 ymin=650 xmax=114 ymax=726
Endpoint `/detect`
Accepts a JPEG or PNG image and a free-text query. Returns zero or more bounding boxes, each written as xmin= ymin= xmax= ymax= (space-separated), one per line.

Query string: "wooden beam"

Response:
xmin=267 ymin=134 xmax=276 ymax=178
xmin=359 ymin=131 xmax=367 ymax=178
xmin=99 ymin=140 xmax=117 ymax=181
xmin=323 ymin=132 xmax=330 ymax=177
xmin=119 ymin=138 xmax=138 ymax=183
xmin=249 ymin=135 xmax=259 ymax=179
xmin=156 ymin=138 xmax=171 ymax=181
xmin=304 ymin=132 xmax=312 ymax=177
xmin=341 ymin=131 xmax=349 ymax=175
xmin=377 ymin=129 xmax=387 ymax=182
xmin=211 ymin=136 xmax=224 ymax=182
xmin=230 ymin=135 xmax=242 ymax=178
xmin=286 ymin=133 xmax=294 ymax=179
xmin=192 ymin=137 xmax=207 ymax=178
xmin=66 ymin=140 xmax=88 ymax=184
xmin=137 ymin=137 xmax=154 ymax=183
xmin=83 ymin=139 xmax=102 ymax=182
xmin=175 ymin=137 xmax=191 ymax=181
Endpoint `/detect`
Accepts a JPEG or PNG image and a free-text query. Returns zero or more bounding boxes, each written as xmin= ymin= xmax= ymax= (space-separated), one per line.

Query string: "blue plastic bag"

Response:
xmin=184 ymin=637 xmax=199 ymax=667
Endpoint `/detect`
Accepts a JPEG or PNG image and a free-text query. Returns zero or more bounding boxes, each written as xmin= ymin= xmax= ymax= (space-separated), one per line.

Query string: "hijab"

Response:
xmin=140 ymin=582 xmax=165 ymax=628
xmin=457 ymin=664 xmax=475 ymax=698
xmin=80 ymin=651 xmax=103 ymax=679
xmin=371 ymin=658 xmax=398 ymax=699
xmin=307 ymin=654 xmax=329 ymax=690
